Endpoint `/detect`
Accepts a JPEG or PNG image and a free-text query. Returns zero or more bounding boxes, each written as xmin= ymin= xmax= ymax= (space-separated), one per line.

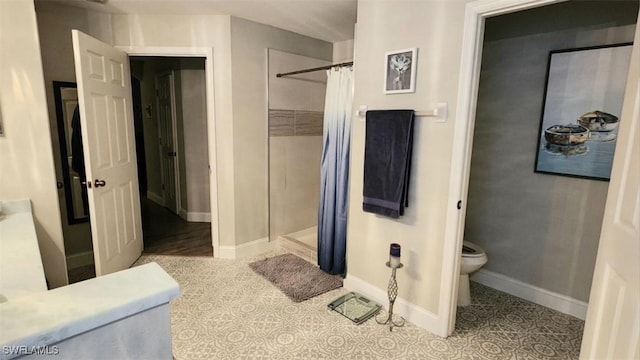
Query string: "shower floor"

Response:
xmin=286 ymin=227 xmax=317 ymax=248
xmin=278 ymin=226 xmax=317 ymax=264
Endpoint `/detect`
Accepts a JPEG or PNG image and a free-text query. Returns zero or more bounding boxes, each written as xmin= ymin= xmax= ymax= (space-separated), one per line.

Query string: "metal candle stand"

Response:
xmin=376 ymin=262 xmax=405 ymax=331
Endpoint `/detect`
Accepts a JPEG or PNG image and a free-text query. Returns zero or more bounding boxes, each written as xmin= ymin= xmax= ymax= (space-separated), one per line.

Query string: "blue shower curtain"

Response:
xmin=318 ymin=67 xmax=353 ymax=275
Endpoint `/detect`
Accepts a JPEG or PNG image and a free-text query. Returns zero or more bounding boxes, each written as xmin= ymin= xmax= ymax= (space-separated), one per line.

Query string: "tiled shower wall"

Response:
xmin=268 ymin=49 xmax=329 ymax=243
xmin=268 ymin=109 xmax=324 ymax=242
xmin=269 ymin=109 xmax=323 ymax=137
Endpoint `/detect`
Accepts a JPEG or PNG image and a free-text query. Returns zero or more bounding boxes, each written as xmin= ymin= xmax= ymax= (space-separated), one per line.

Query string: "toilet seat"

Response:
xmin=462 ymin=241 xmax=485 ymax=258
xmin=459 ymin=240 xmax=488 ymax=306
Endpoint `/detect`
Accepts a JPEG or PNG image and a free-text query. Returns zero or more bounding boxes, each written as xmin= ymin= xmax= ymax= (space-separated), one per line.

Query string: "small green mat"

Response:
xmin=328 ymin=292 xmax=381 ymax=325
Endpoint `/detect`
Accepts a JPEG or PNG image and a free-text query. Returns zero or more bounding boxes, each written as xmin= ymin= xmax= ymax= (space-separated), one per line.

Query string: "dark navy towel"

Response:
xmin=362 ymin=110 xmax=415 ymax=218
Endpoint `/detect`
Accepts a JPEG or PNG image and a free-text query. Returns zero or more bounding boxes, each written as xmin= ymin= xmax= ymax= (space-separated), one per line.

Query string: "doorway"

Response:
xmin=122 ymin=47 xmax=221 ymax=260
xmin=130 ymin=56 xmax=212 ymax=257
xmin=453 ymin=1 xmax=638 ymax=355
xmin=444 ymin=0 xmax=639 ymax=352
xmin=67 ymin=54 xmax=214 ymax=283
xmin=463 ymin=0 xmax=637 ymax=313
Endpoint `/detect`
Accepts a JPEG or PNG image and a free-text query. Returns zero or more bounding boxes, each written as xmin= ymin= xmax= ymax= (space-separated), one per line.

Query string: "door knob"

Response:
xmin=167 ymin=151 xmax=177 ymax=157
xmin=94 ymin=179 xmax=107 ymax=188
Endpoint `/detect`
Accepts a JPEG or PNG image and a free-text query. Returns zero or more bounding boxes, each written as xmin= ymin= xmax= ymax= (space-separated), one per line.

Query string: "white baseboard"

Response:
xmin=344 ymin=274 xmax=443 ymax=336
xmin=218 ymin=237 xmax=275 ymax=259
xmin=179 ymin=208 xmax=188 ymax=221
xmin=147 ymin=191 xmax=165 ymax=207
xmin=186 ymin=211 xmax=211 ymax=223
xmin=167 ymin=206 xmax=209 ymax=223
xmin=471 ymin=269 xmax=588 ymax=320
xmin=66 ymin=251 xmax=94 ymax=269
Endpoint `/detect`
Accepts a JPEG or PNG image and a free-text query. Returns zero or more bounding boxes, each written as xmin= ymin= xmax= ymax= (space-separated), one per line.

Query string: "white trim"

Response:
xmin=218 ymin=237 xmax=275 ymax=259
xmin=179 ymin=208 xmax=188 ymax=221
xmin=146 ymin=191 xmax=165 ymax=207
xmin=344 ymin=274 xmax=443 ymax=336
xmin=118 ymin=46 xmax=220 ymax=260
xmin=472 ymin=269 xmax=588 ymax=320
xmin=66 ymin=251 xmax=94 ymax=269
xmin=186 ymin=212 xmax=211 ymax=223
xmin=178 ymin=207 xmax=211 ymax=222
xmin=443 ymin=0 xmax=567 ymax=336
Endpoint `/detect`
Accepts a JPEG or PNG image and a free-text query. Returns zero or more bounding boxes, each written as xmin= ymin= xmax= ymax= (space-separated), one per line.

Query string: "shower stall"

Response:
xmin=267 ymin=49 xmax=330 ymax=263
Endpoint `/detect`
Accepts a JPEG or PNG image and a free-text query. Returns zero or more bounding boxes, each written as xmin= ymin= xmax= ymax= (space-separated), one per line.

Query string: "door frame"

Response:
xmin=118 ymin=46 xmax=220 ymax=258
xmin=442 ymin=0 xmax=590 ymax=336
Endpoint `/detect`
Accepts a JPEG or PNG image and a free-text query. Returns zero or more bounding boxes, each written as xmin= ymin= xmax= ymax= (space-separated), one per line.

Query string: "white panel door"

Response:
xmin=580 ymin=16 xmax=640 ymax=360
xmin=156 ymin=72 xmax=179 ymax=214
xmin=72 ymin=30 xmax=143 ymax=276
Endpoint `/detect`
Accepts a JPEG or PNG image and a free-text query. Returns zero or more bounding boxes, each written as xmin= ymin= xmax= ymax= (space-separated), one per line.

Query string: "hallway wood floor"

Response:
xmin=141 ymin=197 xmax=213 ymax=257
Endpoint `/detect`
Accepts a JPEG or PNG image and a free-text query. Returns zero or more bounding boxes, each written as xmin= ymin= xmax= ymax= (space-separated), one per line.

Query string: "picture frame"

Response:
xmin=534 ymin=43 xmax=633 ymax=181
xmin=384 ymin=48 xmax=417 ymax=94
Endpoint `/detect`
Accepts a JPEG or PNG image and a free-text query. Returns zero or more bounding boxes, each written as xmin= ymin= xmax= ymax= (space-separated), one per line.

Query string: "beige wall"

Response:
xmin=35 ymin=2 xmax=113 ymax=259
xmin=347 ymin=0 xmax=468 ymax=315
xmin=230 ymin=17 xmax=332 ymax=245
xmin=268 ymin=49 xmax=329 ymax=111
xmin=0 ymin=0 xmax=67 ymax=287
xmin=467 ymin=2 xmax=637 ymax=302
xmin=112 ymin=13 xmax=236 ymax=245
xmin=333 ymin=39 xmax=354 ymax=62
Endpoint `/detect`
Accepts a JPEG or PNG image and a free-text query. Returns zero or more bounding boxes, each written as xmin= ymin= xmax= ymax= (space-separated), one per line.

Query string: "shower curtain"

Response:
xmin=318 ymin=66 xmax=353 ymax=275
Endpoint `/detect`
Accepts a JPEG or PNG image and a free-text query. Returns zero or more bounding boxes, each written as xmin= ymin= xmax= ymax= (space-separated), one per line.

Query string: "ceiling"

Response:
xmin=46 ymin=0 xmax=357 ymax=43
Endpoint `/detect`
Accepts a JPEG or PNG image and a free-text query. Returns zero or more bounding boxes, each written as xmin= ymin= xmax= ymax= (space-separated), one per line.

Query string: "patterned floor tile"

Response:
xmin=133 ymin=253 xmax=584 ymax=359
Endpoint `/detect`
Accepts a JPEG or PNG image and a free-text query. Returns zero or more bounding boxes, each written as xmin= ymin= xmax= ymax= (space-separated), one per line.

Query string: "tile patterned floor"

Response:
xmin=134 ymin=253 xmax=584 ymax=359
xmin=452 ymin=282 xmax=583 ymax=359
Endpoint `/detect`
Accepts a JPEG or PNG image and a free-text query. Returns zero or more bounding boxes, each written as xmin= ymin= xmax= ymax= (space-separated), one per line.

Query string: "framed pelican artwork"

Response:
xmin=384 ymin=48 xmax=417 ymax=94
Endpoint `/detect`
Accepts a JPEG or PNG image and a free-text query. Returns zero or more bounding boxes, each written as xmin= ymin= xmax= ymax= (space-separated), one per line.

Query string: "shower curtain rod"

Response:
xmin=276 ymin=61 xmax=353 ymax=78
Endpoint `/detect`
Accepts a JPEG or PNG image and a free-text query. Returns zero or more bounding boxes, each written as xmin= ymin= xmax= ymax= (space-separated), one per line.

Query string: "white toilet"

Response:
xmin=458 ymin=241 xmax=488 ymax=306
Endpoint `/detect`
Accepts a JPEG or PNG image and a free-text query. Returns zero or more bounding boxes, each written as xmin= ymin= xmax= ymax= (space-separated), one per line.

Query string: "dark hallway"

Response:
xmin=141 ymin=197 xmax=212 ymax=257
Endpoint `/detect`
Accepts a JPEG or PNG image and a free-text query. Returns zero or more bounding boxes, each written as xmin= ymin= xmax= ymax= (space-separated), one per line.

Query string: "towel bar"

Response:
xmin=357 ymin=103 xmax=448 ymax=122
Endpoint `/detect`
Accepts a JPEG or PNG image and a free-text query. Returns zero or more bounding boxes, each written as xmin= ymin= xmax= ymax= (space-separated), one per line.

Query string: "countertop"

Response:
xmin=0 ymin=199 xmax=48 ymax=301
